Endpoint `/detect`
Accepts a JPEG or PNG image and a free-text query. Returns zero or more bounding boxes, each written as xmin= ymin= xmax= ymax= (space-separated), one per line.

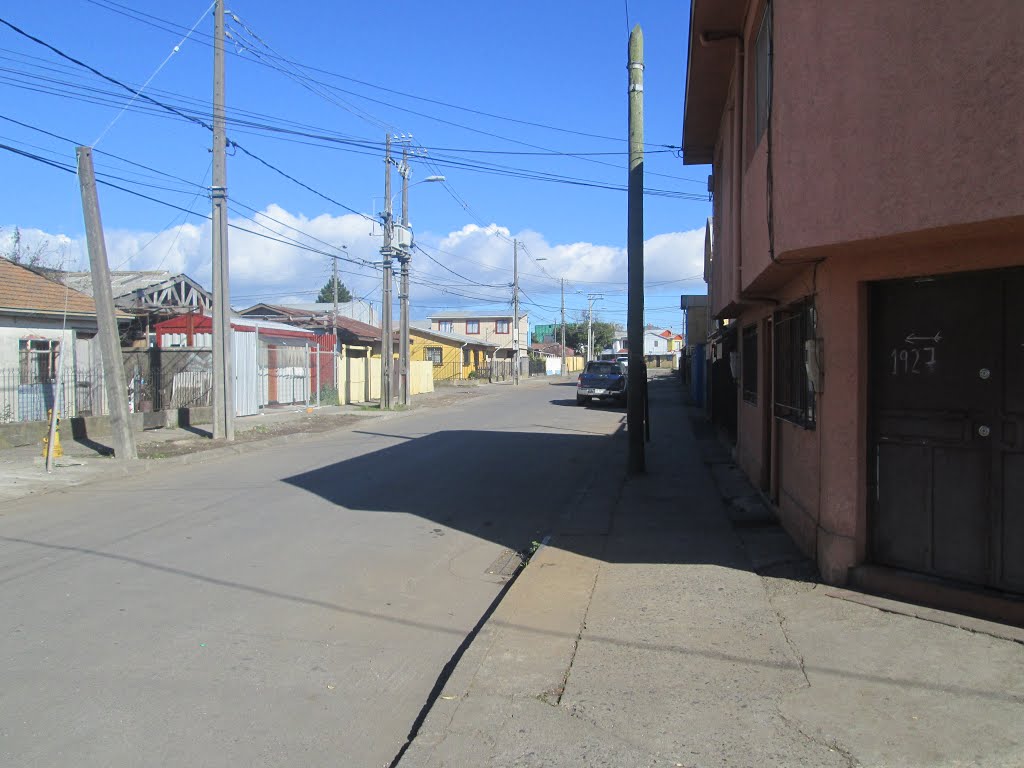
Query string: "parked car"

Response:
xmin=615 ymin=354 xmax=629 ymax=368
xmin=577 ymin=361 xmax=627 ymax=406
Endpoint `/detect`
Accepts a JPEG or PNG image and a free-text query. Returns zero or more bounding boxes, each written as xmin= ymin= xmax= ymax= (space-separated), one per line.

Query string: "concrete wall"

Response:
xmin=773 ymin=0 xmax=1024 ymax=258
xmin=707 ymin=0 xmax=1024 ymax=307
xmin=0 ymin=406 xmax=213 ymax=449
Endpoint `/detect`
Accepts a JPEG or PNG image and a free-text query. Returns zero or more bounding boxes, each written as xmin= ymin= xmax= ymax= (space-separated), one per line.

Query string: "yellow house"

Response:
xmin=409 ymin=323 xmax=498 ymax=381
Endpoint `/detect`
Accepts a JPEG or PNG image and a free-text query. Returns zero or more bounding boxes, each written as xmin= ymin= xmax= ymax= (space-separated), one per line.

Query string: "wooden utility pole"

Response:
xmin=211 ymin=0 xmax=234 ymax=440
xmin=380 ymin=134 xmax=394 ymax=409
xmin=627 ymin=24 xmax=646 ymax=473
xmin=76 ymin=146 xmax=137 ymax=460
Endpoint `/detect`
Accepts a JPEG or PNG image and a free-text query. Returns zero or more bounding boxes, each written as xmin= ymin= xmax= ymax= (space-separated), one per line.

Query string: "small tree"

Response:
xmin=317 ymin=276 xmax=352 ymax=304
xmin=3 ymin=226 xmax=53 ymax=267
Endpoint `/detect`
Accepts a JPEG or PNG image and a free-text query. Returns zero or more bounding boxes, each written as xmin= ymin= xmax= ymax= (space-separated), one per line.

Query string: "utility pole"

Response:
xmin=380 ymin=134 xmax=394 ymax=409
xmin=211 ymin=0 xmax=234 ymax=440
xmin=332 ymin=255 xmax=338 ymax=341
xmin=398 ymin=145 xmax=411 ymax=407
xmin=76 ymin=146 xmax=137 ymax=460
xmin=627 ymin=25 xmax=646 ymax=473
xmin=512 ymin=239 xmax=520 ymax=385
xmin=586 ymin=293 xmax=602 ymax=363
xmin=560 ymin=278 xmax=566 ymax=376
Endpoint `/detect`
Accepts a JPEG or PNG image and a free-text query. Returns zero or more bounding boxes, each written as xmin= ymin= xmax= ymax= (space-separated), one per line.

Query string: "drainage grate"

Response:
xmin=485 ymin=548 xmax=524 ymax=577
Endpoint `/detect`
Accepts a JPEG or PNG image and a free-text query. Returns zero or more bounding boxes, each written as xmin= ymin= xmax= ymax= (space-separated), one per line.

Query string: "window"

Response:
xmin=774 ymin=300 xmax=815 ymax=428
xmin=466 ymin=321 xmax=480 ymax=334
xmin=19 ymin=339 xmax=59 ymax=384
xmin=754 ymin=3 xmax=772 ymax=145
xmin=439 ymin=321 xmax=454 ymax=333
xmin=462 ymin=347 xmax=471 ymax=366
xmin=495 ymin=320 xmax=510 ymax=334
xmin=424 ymin=346 xmax=443 ymax=366
xmin=742 ymin=324 xmax=758 ymax=404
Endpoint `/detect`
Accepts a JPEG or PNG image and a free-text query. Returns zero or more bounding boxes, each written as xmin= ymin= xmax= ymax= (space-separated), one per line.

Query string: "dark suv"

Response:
xmin=576 ymin=361 xmax=627 ymax=406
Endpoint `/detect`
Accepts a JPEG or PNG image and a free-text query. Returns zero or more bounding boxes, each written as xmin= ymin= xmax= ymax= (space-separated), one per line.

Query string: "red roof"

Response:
xmin=1 ymin=258 xmax=99 ymax=317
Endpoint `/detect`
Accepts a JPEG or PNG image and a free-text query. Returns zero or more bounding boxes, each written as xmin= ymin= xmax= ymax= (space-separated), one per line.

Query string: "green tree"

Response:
xmin=317 ymin=276 xmax=352 ymax=304
xmin=562 ymin=319 xmax=616 ymax=354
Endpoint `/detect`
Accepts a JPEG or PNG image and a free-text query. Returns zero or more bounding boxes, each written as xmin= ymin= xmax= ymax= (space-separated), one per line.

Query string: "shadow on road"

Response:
xmin=280 ymin=374 xmax=716 ymax=569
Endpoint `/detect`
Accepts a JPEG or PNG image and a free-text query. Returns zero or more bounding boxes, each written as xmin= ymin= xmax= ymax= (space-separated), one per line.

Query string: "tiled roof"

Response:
xmin=0 ymin=258 xmax=99 ymax=317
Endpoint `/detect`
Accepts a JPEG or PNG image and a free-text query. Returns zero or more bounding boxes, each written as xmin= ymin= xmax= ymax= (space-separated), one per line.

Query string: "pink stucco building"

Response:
xmin=683 ymin=0 xmax=1024 ymax=619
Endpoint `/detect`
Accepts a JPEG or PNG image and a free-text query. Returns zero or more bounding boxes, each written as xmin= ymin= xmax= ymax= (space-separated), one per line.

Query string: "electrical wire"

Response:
xmin=92 ymin=0 xmax=215 ymax=147
xmin=85 ymin=0 xmax=682 ymax=150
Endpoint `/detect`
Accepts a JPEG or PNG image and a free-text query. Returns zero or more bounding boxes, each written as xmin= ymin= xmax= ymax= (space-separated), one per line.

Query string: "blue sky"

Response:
xmin=0 ymin=0 xmax=710 ymax=331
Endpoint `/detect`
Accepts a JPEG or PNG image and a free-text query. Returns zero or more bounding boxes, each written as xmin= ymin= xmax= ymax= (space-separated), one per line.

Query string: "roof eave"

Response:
xmin=681 ymin=0 xmax=747 ymax=165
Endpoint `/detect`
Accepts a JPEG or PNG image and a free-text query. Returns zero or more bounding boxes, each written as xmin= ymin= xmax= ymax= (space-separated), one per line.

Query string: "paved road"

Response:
xmin=0 ymin=378 xmax=627 ymax=767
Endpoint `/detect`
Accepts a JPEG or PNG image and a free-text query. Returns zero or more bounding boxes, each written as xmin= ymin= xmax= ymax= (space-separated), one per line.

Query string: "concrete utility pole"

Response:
xmin=211 ymin=0 xmax=234 ymax=440
xmin=398 ymin=146 xmax=411 ymax=407
xmin=380 ymin=134 xmax=394 ymax=409
xmin=627 ymin=25 xmax=646 ymax=473
xmin=586 ymin=293 xmax=602 ymax=363
xmin=76 ymin=146 xmax=137 ymax=460
xmin=512 ymin=239 xmax=520 ymax=385
xmin=332 ymin=255 xmax=338 ymax=341
xmin=560 ymin=278 xmax=566 ymax=376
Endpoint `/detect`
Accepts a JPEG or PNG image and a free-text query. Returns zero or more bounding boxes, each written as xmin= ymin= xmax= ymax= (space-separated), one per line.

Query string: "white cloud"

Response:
xmin=4 ymin=209 xmax=706 ymax=314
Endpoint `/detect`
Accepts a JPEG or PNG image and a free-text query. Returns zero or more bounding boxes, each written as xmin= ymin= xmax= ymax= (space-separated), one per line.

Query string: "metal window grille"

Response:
xmin=424 ymin=346 xmax=443 ymax=365
xmin=742 ymin=324 xmax=758 ymax=404
xmin=773 ymin=300 xmax=815 ymax=428
xmin=19 ymin=339 xmax=59 ymax=384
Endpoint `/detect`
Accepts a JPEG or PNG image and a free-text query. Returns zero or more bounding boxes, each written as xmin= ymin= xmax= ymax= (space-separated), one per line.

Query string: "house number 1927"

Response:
xmin=890 ymin=346 xmax=937 ymax=375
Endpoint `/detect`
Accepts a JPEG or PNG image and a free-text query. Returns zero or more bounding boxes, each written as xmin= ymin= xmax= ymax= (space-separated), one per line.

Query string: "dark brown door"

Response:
xmin=870 ymin=268 xmax=1024 ymax=594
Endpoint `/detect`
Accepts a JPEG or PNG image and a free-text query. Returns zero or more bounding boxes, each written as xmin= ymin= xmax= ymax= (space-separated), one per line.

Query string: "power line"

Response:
xmin=0 ymin=18 xmax=383 ymax=221
xmin=84 ymin=0 xmax=682 ymax=150
xmin=0 ymin=60 xmax=705 ymax=199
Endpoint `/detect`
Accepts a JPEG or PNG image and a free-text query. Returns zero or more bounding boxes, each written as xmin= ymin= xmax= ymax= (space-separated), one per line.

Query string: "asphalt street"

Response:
xmin=0 ymin=378 xmax=627 ymax=767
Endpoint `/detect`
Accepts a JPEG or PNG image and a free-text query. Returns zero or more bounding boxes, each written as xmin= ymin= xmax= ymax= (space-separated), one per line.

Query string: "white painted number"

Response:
xmin=890 ymin=346 xmax=937 ymax=375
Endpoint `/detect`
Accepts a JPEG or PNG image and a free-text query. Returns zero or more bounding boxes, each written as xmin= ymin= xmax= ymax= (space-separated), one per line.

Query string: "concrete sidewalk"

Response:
xmin=397 ymin=372 xmax=1024 ymax=768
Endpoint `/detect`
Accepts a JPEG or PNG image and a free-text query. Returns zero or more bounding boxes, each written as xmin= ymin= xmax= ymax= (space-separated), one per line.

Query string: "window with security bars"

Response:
xmin=742 ymin=324 xmax=758 ymax=404
xmin=424 ymin=346 xmax=443 ymax=366
xmin=19 ymin=339 xmax=59 ymax=384
xmin=773 ymin=301 xmax=815 ymax=428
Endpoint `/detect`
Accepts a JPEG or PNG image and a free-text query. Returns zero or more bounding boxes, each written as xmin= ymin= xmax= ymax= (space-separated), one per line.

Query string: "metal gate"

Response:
xmin=869 ymin=268 xmax=1024 ymax=594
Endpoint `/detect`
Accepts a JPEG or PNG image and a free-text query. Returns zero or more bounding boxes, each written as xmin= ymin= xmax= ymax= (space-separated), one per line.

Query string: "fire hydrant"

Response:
xmin=42 ymin=409 xmax=63 ymax=458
